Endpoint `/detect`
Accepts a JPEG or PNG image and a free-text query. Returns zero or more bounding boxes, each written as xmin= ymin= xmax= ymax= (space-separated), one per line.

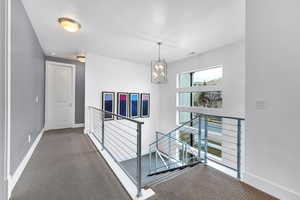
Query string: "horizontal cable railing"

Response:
xmin=148 ymin=113 xmax=244 ymax=179
xmin=88 ymin=106 xmax=144 ymax=197
xmin=192 ymin=114 xmax=243 ymax=178
xmin=148 ymin=115 xmax=206 ymax=175
xmin=88 ymin=105 xmax=244 ymax=196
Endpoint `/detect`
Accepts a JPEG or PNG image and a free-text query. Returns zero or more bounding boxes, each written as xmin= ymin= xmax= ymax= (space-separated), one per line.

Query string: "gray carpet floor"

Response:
xmin=11 ymin=128 xmax=278 ymax=200
xmin=149 ymin=164 xmax=278 ymax=200
xmin=11 ymin=128 xmax=130 ymax=200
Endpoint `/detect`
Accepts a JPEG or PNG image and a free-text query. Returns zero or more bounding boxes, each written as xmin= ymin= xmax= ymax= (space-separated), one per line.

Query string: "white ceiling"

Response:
xmin=21 ymin=0 xmax=245 ymax=64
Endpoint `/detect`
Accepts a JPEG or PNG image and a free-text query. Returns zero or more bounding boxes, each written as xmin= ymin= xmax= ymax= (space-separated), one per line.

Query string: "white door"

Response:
xmin=45 ymin=61 xmax=75 ymax=130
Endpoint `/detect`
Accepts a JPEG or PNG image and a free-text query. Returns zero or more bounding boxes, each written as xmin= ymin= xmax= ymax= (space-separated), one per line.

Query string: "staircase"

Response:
xmin=148 ymin=115 xmax=207 ymax=176
xmin=88 ymin=106 xmax=244 ymax=197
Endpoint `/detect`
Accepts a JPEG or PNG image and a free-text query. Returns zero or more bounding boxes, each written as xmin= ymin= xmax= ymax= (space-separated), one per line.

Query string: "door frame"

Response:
xmin=45 ymin=61 xmax=76 ymax=130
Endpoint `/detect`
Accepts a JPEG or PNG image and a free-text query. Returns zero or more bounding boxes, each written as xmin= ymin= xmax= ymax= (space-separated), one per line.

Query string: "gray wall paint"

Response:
xmin=0 ymin=0 xmax=7 ymax=198
xmin=11 ymin=0 xmax=45 ymax=174
xmin=46 ymin=56 xmax=85 ymax=124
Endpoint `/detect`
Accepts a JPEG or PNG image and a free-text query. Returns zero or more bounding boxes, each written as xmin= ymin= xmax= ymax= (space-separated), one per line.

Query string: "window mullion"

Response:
xmin=189 ymin=72 xmax=193 ymax=124
xmin=189 ymin=72 xmax=193 ymax=147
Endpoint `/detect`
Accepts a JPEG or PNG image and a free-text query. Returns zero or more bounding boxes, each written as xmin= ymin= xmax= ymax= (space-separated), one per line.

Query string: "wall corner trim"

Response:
xmin=83 ymin=128 xmax=89 ymax=134
xmin=8 ymin=128 xmax=45 ymax=197
xmin=243 ymin=172 xmax=300 ymax=200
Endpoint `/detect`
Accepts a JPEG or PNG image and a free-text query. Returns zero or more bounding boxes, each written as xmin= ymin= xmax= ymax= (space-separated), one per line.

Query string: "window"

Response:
xmin=178 ymin=66 xmax=223 ymax=109
xmin=192 ymin=67 xmax=222 ymax=87
xmin=177 ymin=66 xmax=223 ymax=159
xmin=178 ymin=112 xmax=223 ymax=158
xmin=192 ymin=91 xmax=222 ymax=108
xmin=179 ymin=73 xmax=191 ymax=88
xmin=178 ymin=93 xmax=191 ymax=107
xmin=178 ymin=111 xmax=192 ymax=125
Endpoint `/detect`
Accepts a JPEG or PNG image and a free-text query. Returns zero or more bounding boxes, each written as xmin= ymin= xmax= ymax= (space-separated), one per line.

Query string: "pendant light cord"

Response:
xmin=157 ymin=42 xmax=162 ymax=62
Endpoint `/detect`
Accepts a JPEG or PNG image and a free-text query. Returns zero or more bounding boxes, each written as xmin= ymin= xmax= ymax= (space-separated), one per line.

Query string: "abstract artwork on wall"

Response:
xmin=102 ymin=92 xmax=115 ymax=120
xmin=117 ymin=92 xmax=129 ymax=119
xmin=141 ymin=93 xmax=150 ymax=118
xmin=129 ymin=93 xmax=140 ymax=118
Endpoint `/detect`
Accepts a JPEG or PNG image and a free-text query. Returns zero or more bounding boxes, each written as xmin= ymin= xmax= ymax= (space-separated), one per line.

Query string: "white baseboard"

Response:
xmin=8 ymin=128 xmax=44 ymax=197
xmin=73 ymin=123 xmax=84 ymax=128
xmin=84 ymin=128 xmax=89 ymax=134
xmin=88 ymin=133 xmax=155 ymax=200
xmin=243 ymin=172 xmax=300 ymax=200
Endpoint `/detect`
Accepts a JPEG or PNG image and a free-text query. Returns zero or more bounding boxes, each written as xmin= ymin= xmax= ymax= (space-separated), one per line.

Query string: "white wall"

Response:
xmin=85 ymin=53 xmax=160 ymax=158
xmin=245 ymin=0 xmax=300 ymax=199
xmin=158 ymin=41 xmax=245 ymax=133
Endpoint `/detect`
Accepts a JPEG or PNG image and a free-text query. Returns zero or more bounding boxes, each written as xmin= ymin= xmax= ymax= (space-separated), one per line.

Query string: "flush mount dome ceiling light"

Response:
xmin=58 ymin=17 xmax=81 ymax=32
xmin=76 ymin=55 xmax=86 ymax=63
xmin=151 ymin=42 xmax=167 ymax=84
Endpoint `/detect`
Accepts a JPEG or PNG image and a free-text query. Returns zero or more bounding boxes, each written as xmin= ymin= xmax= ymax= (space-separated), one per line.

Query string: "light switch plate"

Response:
xmin=256 ymin=100 xmax=266 ymax=110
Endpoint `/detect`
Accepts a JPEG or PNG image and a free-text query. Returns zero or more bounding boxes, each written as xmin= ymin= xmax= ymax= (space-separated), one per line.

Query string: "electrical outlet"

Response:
xmin=28 ymin=134 xmax=31 ymax=144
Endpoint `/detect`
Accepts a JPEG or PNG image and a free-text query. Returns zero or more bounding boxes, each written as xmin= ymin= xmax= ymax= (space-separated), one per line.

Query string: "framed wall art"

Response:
xmin=102 ymin=92 xmax=115 ymax=120
xmin=117 ymin=92 xmax=129 ymax=119
xmin=129 ymin=93 xmax=140 ymax=118
xmin=140 ymin=93 xmax=150 ymax=118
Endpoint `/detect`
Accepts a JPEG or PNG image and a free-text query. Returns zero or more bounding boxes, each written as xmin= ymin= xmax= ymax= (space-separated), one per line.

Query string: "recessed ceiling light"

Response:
xmin=58 ymin=17 xmax=81 ymax=32
xmin=76 ymin=55 xmax=86 ymax=63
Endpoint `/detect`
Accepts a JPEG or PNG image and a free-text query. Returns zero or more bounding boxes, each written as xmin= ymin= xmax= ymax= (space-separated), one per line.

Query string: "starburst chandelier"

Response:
xmin=151 ymin=42 xmax=167 ymax=84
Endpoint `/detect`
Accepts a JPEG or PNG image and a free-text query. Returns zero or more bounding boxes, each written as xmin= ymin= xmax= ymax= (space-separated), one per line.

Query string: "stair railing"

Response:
xmin=88 ymin=106 xmax=144 ymax=197
xmin=149 ymin=113 xmax=244 ymax=179
xmin=148 ymin=115 xmax=206 ymax=175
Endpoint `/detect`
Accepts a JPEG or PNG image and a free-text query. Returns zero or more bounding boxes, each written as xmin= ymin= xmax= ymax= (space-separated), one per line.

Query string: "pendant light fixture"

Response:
xmin=151 ymin=42 xmax=167 ymax=84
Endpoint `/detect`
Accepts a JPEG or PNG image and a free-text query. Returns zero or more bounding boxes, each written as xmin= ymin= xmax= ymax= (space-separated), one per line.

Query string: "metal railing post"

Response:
xmin=168 ymin=132 xmax=171 ymax=168
xmin=185 ymin=144 xmax=188 ymax=164
xmin=156 ymin=132 xmax=159 ymax=149
xmin=181 ymin=144 xmax=184 ymax=165
xmin=88 ymin=107 xmax=91 ymax=134
xmin=237 ymin=119 xmax=241 ymax=179
xmin=92 ymin=108 xmax=95 ymax=134
xmin=136 ymin=123 xmax=142 ymax=197
xmin=101 ymin=111 xmax=104 ymax=150
xmin=181 ymin=143 xmax=184 ymax=166
xmin=198 ymin=115 xmax=202 ymax=161
xmin=155 ymin=132 xmax=158 ymax=171
xmin=155 ymin=151 xmax=157 ymax=172
xmin=204 ymin=115 xmax=208 ymax=164
xmin=182 ymin=143 xmax=186 ymax=166
xmin=149 ymin=145 xmax=152 ymax=174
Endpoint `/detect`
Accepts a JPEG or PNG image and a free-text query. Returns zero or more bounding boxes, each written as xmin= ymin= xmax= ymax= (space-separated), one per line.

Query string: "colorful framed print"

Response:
xmin=117 ymin=92 xmax=129 ymax=119
xmin=102 ymin=92 xmax=115 ymax=120
xmin=140 ymin=93 xmax=150 ymax=118
xmin=129 ymin=93 xmax=140 ymax=118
